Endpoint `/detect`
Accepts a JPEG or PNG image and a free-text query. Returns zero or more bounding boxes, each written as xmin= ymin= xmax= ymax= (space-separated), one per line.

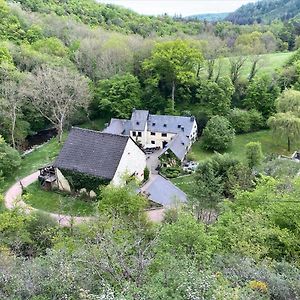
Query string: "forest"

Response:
xmin=1 ymin=0 xmax=300 ymax=298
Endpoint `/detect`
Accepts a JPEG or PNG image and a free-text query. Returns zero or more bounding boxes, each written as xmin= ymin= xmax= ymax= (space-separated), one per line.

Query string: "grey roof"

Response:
xmin=140 ymin=175 xmax=187 ymax=206
xmin=131 ymin=109 xmax=149 ymax=131
xmin=103 ymin=119 xmax=131 ymax=135
xmin=54 ymin=127 xmax=129 ymax=180
xmin=160 ymin=133 xmax=190 ymax=161
xmin=147 ymin=114 xmax=195 ymax=135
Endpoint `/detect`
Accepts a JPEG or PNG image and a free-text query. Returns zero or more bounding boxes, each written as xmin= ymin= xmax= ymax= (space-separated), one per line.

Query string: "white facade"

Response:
xmin=111 ymin=138 xmax=147 ymax=186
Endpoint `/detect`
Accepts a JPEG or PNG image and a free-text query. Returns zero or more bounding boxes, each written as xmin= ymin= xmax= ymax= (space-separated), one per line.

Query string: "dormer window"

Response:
xmin=181 ymin=127 xmax=184 ymax=132
xmin=163 ymin=124 xmax=167 ymax=127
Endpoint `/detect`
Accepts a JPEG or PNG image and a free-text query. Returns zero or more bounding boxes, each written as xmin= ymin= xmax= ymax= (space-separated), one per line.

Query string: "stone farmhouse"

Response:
xmin=53 ymin=127 xmax=146 ymax=193
xmin=103 ymin=109 xmax=198 ymax=162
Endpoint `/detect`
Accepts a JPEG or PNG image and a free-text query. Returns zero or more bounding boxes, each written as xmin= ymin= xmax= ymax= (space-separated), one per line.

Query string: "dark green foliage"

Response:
xmin=229 ymin=108 xmax=265 ymax=133
xmin=244 ymin=75 xmax=280 ymax=118
xmin=60 ymin=169 xmax=109 ymax=193
xmin=246 ymin=141 xmax=263 ymax=169
xmin=195 ymin=77 xmax=234 ymax=116
xmin=227 ymin=0 xmax=300 ymax=25
xmin=202 ymin=116 xmax=235 ymax=151
xmin=143 ymin=167 xmax=150 ymax=181
xmin=0 ymin=135 xmax=21 ymax=177
xmin=96 ymin=73 xmax=142 ymax=118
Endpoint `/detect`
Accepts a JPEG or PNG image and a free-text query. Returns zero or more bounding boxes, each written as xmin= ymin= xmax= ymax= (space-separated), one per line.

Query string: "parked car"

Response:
xmin=183 ymin=161 xmax=199 ymax=172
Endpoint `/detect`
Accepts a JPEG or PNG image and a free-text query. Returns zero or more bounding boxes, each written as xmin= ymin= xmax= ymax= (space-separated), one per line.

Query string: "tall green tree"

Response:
xmin=96 ymin=73 xmax=141 ymax=118
xmin=268 ymin=112 xmax=300 ymax=151
xmin=244 ymin=74 xmax=280 ymax=118
xmin=142 ymin=39 xmax=203 ymax=112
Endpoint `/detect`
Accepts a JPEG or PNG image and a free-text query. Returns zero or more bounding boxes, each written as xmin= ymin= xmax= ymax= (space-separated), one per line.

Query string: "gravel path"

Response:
xmin=4 ymin=172 xmax=94 ymax=227
xmin=4 ymin=172 xmax=162 ymax=226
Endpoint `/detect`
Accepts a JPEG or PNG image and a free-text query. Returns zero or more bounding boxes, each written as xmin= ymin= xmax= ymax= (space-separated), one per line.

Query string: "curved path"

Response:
xmin=4 ymin=172 xmax=94 ymax=227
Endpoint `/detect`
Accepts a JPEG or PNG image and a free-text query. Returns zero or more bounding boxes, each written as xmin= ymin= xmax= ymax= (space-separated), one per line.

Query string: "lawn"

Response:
xmin=173 ymin=129 xmax=300 ymax=198
xmin=207 ymin=52 xmax=294 ymax=79
xmin=190 ymin=130 xmax=299 ymax=162
xmin=0 ymin=137 xmax=64 ymax=191
xmin=24 ymin=182 xmax=97 ymax=216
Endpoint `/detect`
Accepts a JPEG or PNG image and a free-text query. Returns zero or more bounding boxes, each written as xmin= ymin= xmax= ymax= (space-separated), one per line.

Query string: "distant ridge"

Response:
xmin=186 ymin=12 xmax=229 ymax=21
xmin=226 ymin=0 xmax=300 ymax=25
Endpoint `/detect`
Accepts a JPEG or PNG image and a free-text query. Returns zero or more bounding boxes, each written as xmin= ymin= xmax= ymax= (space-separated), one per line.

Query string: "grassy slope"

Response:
xmin=214 ymin=52 xmax=293 ymax=79
xmin=173 ymin=129 xmax=300 ymax=197
xmin=25 ymin=182 xmax=96 ymax=216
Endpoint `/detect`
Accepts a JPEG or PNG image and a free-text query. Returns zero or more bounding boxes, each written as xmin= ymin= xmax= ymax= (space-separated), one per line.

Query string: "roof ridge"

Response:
xmin=71 ymin=126 xmax=129 ymax=139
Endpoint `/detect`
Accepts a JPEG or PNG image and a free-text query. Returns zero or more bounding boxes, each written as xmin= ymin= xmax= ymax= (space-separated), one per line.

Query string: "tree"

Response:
xmin=276 ymin=89 xmax=300 ymax=116
xmin=143 ymin=40 xmax=203 ymax=111
xmin=268 ymin=89 xmax=300 ymax=151
xmin=96 ymin=73 xmax=141 ymax=118
xmin=189 ymin=161 xmax=223 ymax=221
xmin=0 ymin=68 xmax=25 ymax=148
xmin=98 ymin=185 xmax=147 ymax=219
xmin=268 ymin=112 xmax=300 ymax=152
xmin=244 ymin=74 xmax=280 ymax=118
xmin=229 ymin=56 xmax=247 ymax=85
xmin=0 ymin=135 xmax=21 ymax=177
xmin=24 ymin=65 xmax=91 ymax=142
xmin=195 ymin=77 xmax=234 ymax=116
xmin=202 ymin=116 xmax=235 ymax=151
xmin=245 ymin=142 xmax=263 ymax=168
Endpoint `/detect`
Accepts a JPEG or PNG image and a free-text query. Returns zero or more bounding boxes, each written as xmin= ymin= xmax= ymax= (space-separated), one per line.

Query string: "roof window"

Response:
xmin=178 ymin=124 xmax=181 ymax=128
xmin=163 ymin=124 xmax=167 ymax=127
xmin=136 ymin=121 xmax=140 ymax=125
xmin=152 ymin=122 xmax=156 ymax=126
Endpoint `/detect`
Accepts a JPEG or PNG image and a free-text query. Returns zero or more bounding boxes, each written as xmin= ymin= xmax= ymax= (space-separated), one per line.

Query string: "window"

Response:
xmin=151 ymin=132 xmax=156 ymax=136
xmin=152 ymin=122 xmax=156 ymax=126
xmin=132 ymin=131 xmax=136 ymax=137
xmin=178 ymin=124 xmax=181 ymax=129
xmin=151 ymin=141 xmax=155 ymax=144
xmin=181 ymin=127 xmax=185 ymax=132
xmin=162 ymin=133 xmax=167 ymax=137
xmin=137 ymin=132 xmax=142 ymax=137
xmin=136 ymin=121 xmax=140 ymax=125
xmin=163 ymin=124 xmax=167 ymax=127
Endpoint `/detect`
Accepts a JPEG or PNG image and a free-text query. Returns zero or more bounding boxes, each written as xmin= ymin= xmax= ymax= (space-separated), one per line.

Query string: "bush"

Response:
xmin=202 ymin=116 xmax=235 ymax=151
xmin=144 ymin=167 xmax=150 ymax=181
xmin=0 ymin=135 xmax=21 ymax=177
xmin=229 ymin=108 xmax=264 ymax=134
xmin=246 ymin=142 xmax=263 ymax=169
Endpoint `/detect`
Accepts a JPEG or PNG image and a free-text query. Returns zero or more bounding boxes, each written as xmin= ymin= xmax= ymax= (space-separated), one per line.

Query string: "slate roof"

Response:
xmin=160 ymin=133 xmax=190 ymax=161
xmin=102 ymin=118 xmax=131 ymax=135
xmin=140 ymin=175 xmax=187 ymax=206
xmin=54 ymin=127 xmax=129 ymax=180
xmin=131 ymin=109 xmax=149 ymax=131
xmin=147 ymin=114 xmax=195 ymax=135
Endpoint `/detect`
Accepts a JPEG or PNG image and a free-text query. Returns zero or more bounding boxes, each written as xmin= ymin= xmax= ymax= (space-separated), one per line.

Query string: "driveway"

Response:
xmin=4 ymin=172 xmax=94 ymax=227
xmin=4 ymin=172 xmax=164 ymax=226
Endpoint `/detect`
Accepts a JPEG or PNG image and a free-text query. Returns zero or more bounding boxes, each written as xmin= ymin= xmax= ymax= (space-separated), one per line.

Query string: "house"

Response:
xmin=103 ymin=109 xmax=198 ymax=162
xmin=53 ymin=127 xmax=147 ymax=192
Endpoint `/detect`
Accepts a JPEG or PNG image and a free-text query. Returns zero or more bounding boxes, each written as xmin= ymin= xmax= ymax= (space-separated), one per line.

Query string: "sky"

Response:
xmin=97 ymin=0 xmax=257 ymax=17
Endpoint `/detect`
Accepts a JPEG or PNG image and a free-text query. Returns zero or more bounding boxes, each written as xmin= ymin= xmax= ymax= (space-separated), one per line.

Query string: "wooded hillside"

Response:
xmin=227 ymin=0 xmax=300 ymax=24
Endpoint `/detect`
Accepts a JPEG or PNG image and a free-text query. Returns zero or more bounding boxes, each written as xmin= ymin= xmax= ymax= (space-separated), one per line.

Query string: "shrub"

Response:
xmin=229 ymin=108 xmax=264 ymax=134
xmin=144 ymin=167 xmax=150 ymax=181
xmin=202 ymin=116 xmax=235 ymax=151
xmin=246 ymin=142 xmax=263 ymax=169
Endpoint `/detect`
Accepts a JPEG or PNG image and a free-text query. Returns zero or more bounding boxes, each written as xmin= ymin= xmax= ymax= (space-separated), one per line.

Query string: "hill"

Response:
xmin=186 ymin=12 xmax=229 ymax=22
xmin=226 ymin=0 xmax=300 ymax=24
xmin=14 ymin=0 xmax=203 ymax=37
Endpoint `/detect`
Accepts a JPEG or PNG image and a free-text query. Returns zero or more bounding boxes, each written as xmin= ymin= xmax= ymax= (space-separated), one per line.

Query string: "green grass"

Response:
xmin=210 ymin=52 xmax=294 ymax=79
xmin=24 ymin=182 xmax=97 ymax=216
xmin=0 ymin=137 xmax=64 ymax=191
xmin=190 ymin=130 xmax=300 ymax=162
xmin=171 ymin=174 xmax=196 ymax=198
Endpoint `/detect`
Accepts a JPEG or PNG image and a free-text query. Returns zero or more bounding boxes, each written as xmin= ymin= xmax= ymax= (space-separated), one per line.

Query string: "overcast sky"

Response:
xmin=98 ymin=0 xmax=257 ymax=17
